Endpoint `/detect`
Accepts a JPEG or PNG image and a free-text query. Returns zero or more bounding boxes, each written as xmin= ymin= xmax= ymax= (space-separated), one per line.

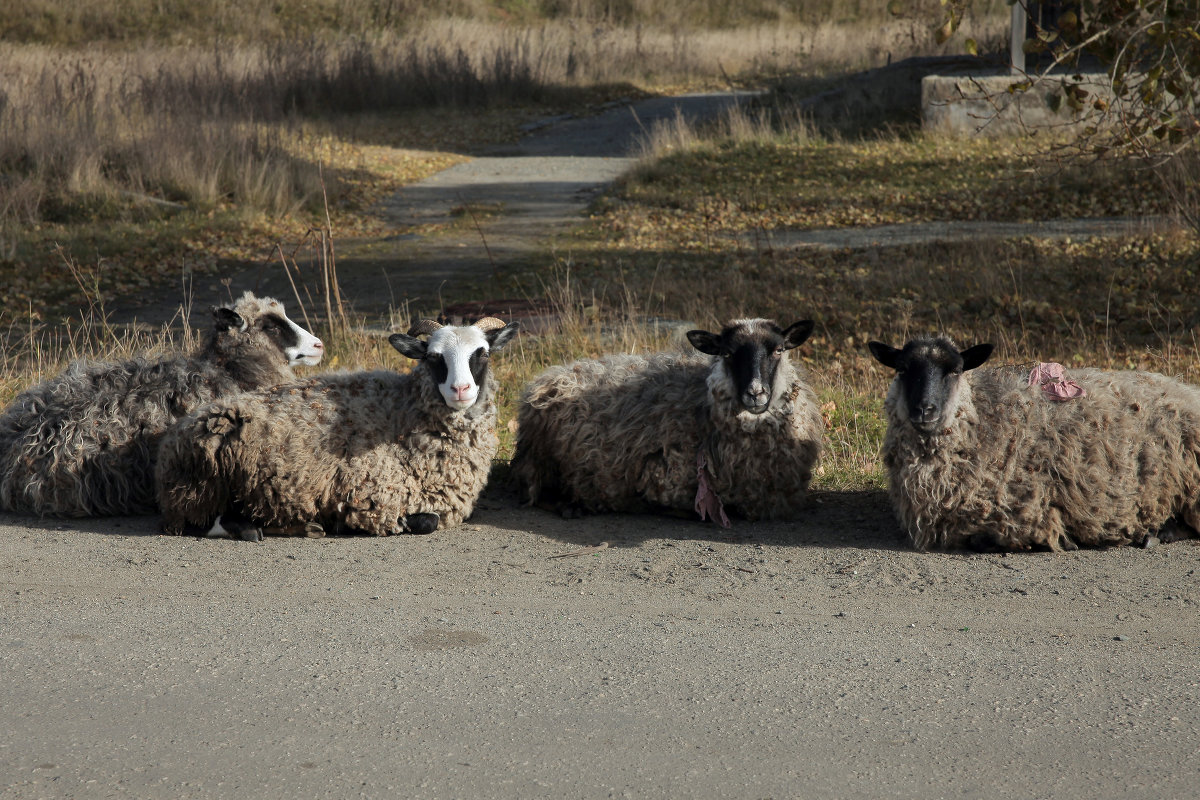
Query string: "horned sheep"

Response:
xmin=869 ymin=336 xmax=1200 ymax=551
xmin=510 ymin=318 xmax=824 ymax=523
xmin=156 ymin=317 xmax=519 ymax=541
xmin=0 ymin=292 xmax=323 ymax=517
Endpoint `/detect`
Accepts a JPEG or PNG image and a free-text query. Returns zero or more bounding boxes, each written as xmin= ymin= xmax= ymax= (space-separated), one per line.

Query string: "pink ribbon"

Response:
xmin=695 ymin=450 xmax=731 ymax=528
xmin=1029 ymin=362 xmax=1086 ymax=402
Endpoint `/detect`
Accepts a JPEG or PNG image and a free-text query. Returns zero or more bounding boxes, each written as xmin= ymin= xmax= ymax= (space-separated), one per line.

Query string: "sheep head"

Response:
xmin=868 ymin=337 xmax=993 ymax=436
xmin=390 ymin=318 xmax=520 ymax=411
xmin=210 ymin=292 xmax=325 ymax=368
xmin=687 ymin=318 xmax=813 ymax=415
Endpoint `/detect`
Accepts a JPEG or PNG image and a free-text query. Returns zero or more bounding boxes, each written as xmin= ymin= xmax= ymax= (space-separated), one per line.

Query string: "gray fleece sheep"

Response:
xmin=510 ymin=318 xmax=824 ymax=523
xmin=0 ymin=292 xmax=323 ymax=517
xmin=156 ymin=317 xmax=519 ymax=540
xmin=869 ymin=336 xmax=1200 ymax=551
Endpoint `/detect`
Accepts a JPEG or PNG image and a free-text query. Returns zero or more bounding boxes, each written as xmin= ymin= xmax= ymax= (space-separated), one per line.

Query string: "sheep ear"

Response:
xmin=389 ymin=333 xmax=427 ymax=360
xmin=781 ymin=320 xmax=814 ymax=350
xmin=687 ymin=330 xmax=722 ymax=356
xmin=960 ymin=343 xmax=994 ymax=371
xmin=868 ymin=341 xmax=901 ymax=370
xmin=212 ymin=307 xmax=245 ymax=332
xmin=485 ymin=322 xmax=520 ymax=351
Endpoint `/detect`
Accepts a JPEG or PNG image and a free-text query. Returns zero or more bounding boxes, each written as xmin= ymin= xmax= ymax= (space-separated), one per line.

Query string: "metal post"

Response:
xmin=1011 ymin=2 xmax=1026 ymax=74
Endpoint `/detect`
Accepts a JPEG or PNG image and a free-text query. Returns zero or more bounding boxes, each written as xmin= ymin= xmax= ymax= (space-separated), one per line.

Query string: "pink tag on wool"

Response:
xmin=695 ymin=451 xmax=731 ymax=529
xmin=1027 ymin=362 xmax=1065 ymax=387
xmin=1042 ymin=379 xmax=1086 ymax=401
xmin=1028 ymin=362 xmax=1086 ymax=402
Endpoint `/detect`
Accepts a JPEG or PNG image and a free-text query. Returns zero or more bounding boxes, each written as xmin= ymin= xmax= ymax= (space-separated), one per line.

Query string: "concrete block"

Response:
xmin=922 ymin=72 xmax=1112 ymax=136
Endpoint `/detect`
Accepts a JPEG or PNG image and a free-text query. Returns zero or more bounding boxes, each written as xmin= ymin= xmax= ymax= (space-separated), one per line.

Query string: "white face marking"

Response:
xmin=282 ymin=313 xmax=325 ymax=366
xmin=427 ymin=326 xmax=489 ymax=411
xmin=206 ymin=519 xmax=231 ymax=538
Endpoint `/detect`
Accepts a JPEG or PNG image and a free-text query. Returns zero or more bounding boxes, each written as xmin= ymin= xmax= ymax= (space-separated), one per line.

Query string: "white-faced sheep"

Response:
xmin=510 ymin=318 xmax=824 ymax=523
xmin=0 ymin=293 xmax=323 ymax=517
xmin=156 ymin=317 xmax=519 ymax=541
xmin=869 ymin=336 xmax=1200 ymax=551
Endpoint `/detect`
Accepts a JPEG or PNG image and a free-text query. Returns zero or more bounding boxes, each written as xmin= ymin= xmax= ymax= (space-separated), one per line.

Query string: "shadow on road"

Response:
xmin=473 ymin=484 xmax=908 ymax=552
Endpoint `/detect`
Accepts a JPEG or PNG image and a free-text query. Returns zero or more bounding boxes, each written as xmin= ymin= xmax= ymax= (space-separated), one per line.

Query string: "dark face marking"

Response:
xmin=726 ymin=335 xmax=782 ymax=414
xmin=868 ymin=339 xmax=993 ymax=436
xmin=256 ymin=313 xmax=300 ymax=353
xmin=688 ymin=319 xmax=813 ymax=414
xmin=427 ymin=353 xmax=449 ymax=385
xmin=468 ymin=346 xmax=489 ymax=387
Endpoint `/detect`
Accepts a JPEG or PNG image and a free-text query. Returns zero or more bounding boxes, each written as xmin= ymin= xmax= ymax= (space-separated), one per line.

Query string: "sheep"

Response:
xmin=156 ymin=317 xmax=520 ymax=541
xmin=509 ymin=318 xmax=824 ymax=523
xmin=0 ymin=293 xmax=324 ymax=517
xmin=868 ymin=336 xmax=1200 ymax=551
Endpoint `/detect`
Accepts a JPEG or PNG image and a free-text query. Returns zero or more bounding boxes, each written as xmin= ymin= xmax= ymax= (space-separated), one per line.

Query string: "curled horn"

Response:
xmin=407 ymin=319 xmax=443 ymax=337
xmin=472 ymin=317 xmax=508 ymax=332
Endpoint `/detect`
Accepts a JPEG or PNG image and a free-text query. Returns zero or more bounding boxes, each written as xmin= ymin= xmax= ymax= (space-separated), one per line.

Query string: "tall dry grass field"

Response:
xmin=0 ymin=6 xmax=1007 ymax=228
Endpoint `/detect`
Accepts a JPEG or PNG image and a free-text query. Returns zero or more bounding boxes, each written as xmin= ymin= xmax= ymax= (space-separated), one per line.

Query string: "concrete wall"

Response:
xmin=922 ymin=73 xmax=1113 ymax=137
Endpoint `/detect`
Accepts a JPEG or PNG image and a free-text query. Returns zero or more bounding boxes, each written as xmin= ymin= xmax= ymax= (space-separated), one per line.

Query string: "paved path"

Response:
xmin=3 ymin=495 xmax=1198 ymax=799
xmin=765 ymin=215 xmax=1174 ymax=250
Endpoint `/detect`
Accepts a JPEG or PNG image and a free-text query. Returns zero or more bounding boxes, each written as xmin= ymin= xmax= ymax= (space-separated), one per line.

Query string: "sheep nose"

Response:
xmin=453 ymin=383 xmax=473 ymax=400
xmin=313 ymin=341 xmax=325 ymax=351
xmin=914 ymin=403 xmax=938 ymax=421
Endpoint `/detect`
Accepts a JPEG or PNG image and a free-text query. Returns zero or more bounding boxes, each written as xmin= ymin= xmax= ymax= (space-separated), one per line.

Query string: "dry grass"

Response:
xmin=3 ymin=1 xmax=1006 ymax=45
xmin=0 ymin=9 xmax=1008 ymax=222
xmin=0 ymin=8 xmax=1009 ymax=316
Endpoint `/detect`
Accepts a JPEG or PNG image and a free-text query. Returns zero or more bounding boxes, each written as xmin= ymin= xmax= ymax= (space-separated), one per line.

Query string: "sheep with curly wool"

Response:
xmin=156 ymin=317 xmax=519 ymax=541
xmin=510 ymin=318 xmax=824 ymax=523
xmin=0 ymin=292 xmax=323 ymax=517
xmin=869 ymin=336 xmax=1200 ymax=551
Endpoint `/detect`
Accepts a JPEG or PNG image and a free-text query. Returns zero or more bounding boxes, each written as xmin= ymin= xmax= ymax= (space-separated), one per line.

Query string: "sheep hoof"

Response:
xmin=400 ymin=513 xmax=439 ymax=535
xmin=303 ymin=522 xmax=326 ymax=539
xmin=1142 ymin=535 xmax=1161 ymax=549
xmin=218 ymin=513 xmax=263 ymax=543
xmin=1156 ymin=519 xmax=1193 ymax=544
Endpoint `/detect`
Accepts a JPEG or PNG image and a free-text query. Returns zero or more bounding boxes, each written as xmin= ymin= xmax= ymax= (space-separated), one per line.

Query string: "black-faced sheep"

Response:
xmin=156 ymin=317 xmax=519 ymax=541
xmin=869 ymin=336 xmax=1200 ymax=551
xmin=510 ymin=318 xmax=824 ymax=523
xmin=0 ymin=293 xmax=323 ymax=517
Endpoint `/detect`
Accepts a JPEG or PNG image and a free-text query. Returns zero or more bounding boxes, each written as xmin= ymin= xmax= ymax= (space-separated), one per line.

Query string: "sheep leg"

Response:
xmin=398 ymin=513 xmax=439 ymax=535
xmin=967 ymin=532 xmax=1003 ymax=552
xmin=1156 ymin=517 xmax=1196 ymax=544
xmin=215 ymin=511 xmax=263 ymax=543
xmin=256 ymin=521 xmax=325 ymax=538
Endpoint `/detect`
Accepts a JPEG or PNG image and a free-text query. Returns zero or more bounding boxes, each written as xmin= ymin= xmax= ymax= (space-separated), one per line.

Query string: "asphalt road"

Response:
xmin=3 ymin=489 xmax=1198 ymax=799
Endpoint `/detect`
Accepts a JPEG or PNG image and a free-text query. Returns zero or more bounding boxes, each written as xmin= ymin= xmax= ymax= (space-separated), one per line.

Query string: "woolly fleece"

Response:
xmin=883 ymin=362 xmax=1200 ymax=550
xmin=511 ymin=348 xmax=823 ymax=521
